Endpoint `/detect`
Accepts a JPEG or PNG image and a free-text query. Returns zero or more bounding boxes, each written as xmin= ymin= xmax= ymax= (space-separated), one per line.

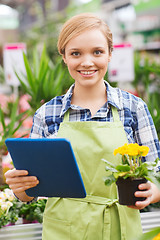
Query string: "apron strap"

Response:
xmin=63 ymin=110 xmax=70 ymax=122
xmin=111 ymin=107 xmax=120 ymax=122
xmin=68 ymin=196 xmax=127 ymax=239
xmin=115 ymin=203 xmax=127 ymax=239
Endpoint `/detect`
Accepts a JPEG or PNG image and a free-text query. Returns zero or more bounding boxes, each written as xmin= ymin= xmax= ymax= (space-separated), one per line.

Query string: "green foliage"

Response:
xmin=8 ymin=200 xmax=23 ymax=224
xmin=19 ymin=11 xmax=66 ymax=62
xmin=19 ymin=199 xmax=47 ymax=223
xmin=0 ymin=198 xmax=23 ymax=228
xmin=19 ymin=1 xmax=99 ymax=62
xmin=0 ymin=64 xmax=5 ymax=84
xmin=102 ymin=157 xmax=160 ymax=189
xmin=0 ymin=212 xmax=9 ymax=228
xmin=0 ymin=198 xmax=47 ymax=228
xmin=133 ymin=53 xmax=160 ymax=139
xmin=138 ymin=227 xmax=160 ymax=240
xmin=0 ymin=98 xmax=29 ymax=153
xmin=16 ymin=45 xmax=74 ymax=112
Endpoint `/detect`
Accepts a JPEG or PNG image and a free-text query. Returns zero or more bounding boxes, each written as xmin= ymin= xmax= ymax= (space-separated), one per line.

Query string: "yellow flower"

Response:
xmin=127 ymin=143 xmax=139 ymax=156
xmin=114 ymin=143 xmax=149 ymax=157
xmin=114 ymin=144 xmax=128 ymax=156
xmin=152 ymin=233 xmax=160 ymax=240
xmin=138 ymin=145 xmax=149 ymax=156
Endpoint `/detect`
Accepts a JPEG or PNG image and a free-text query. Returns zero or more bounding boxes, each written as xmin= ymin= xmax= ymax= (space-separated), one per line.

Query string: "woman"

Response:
xmin=5 ymin=13 xmax=160 ymax=240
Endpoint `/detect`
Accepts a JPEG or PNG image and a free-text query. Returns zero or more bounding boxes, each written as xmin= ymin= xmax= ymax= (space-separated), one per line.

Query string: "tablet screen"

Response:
xmin=5 ymin=138 xmax=86 ymax=198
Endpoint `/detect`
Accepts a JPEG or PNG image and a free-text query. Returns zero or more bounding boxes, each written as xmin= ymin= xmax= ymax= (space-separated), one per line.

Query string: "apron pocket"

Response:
xmin=42 ymin=216 xmax=71 ymax=240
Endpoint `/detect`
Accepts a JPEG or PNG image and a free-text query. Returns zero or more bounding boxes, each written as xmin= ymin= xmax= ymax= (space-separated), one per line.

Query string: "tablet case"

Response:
xmin=5 ymin=138 xmax=86 ymax=198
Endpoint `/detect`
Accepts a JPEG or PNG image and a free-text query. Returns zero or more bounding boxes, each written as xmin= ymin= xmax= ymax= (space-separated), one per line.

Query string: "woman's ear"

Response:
xmin=62 ymin=54 xmax=67 ymax=64
xmin=108 ymin=53 xmax=112 ymax=62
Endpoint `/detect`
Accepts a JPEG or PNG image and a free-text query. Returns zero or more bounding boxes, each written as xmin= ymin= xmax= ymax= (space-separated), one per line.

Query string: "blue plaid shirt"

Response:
xmin=31 ymin=81 xmax=160 ymax=164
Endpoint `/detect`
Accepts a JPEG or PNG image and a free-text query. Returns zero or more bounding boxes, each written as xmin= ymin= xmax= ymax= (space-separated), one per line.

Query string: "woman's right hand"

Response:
xmin=5 ymin=169 xmax=39 ymax=202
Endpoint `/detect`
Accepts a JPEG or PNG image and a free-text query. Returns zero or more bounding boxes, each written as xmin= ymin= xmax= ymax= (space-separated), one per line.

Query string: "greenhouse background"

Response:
xmin=0 ymin=0 xmax=160 ymax=239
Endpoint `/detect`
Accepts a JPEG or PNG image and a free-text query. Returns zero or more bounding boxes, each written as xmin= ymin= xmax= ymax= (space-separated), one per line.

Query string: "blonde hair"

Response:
xmin=57 ymin=13 xmax=113 ymax=56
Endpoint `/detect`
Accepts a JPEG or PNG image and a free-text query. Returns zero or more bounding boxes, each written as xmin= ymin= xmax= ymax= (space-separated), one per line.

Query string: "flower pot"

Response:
xmin=116 ymin=177 xmax=147 ymax=205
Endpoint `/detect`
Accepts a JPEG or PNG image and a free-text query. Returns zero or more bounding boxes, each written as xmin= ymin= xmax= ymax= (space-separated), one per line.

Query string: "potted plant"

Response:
xmin=102 ymin=143 xmax=160 ymax=205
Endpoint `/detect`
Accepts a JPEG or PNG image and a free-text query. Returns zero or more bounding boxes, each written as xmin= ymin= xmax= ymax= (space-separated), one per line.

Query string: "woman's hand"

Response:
xmin=5 ymin=169 xmax=39 ymax=202
xmin=128 ymin=181 xmax=160 ymax=210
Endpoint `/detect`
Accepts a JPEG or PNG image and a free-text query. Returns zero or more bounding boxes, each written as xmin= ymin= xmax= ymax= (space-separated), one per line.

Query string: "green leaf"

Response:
xmin=138 ymin=227 xmax=160 ymax=240
xmin=104 ymin=175 xmax=116 ymax=186
xmin=0 ymin=107 xmax=6 ymax=133
xmin=8 ymin=99 xmax=19 ymax=136
xmin=23 ymin=52 xmax=36 ymax=93
xmin=102 ymin=158 xmax=116 ymax=168
xmin=38 ymin=45 xmax=48 ymax=81
xmin=105 ymin=166 xmax=117 ymax=173
xmin=115 ymin=165 xmax=131 ymax=172
xmin=33 ymin=48 xmax=39 ymax=79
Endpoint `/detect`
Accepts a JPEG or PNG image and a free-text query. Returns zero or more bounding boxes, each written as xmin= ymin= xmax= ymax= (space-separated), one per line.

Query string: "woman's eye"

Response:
xmin=94 ymin=50 xmax=102 ymax=55
xmin=71 ymin=52 xmax=80 ymax=56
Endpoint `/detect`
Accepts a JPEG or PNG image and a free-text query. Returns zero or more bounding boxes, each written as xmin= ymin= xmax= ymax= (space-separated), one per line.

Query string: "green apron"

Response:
xmin=42 ymin=107 xmax=142 ymax=240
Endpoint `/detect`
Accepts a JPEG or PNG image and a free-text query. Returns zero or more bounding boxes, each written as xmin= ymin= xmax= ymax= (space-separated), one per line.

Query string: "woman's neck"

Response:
xmin=71 ymin=81 xmax=107 ymax=116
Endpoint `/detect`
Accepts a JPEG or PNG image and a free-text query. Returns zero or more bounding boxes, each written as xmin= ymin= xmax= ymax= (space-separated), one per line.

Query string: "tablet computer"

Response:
xmin=5 ymin=138 xmax=86 ymax=198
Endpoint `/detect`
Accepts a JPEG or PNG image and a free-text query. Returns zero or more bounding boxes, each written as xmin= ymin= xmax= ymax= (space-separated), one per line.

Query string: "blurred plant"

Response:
xmin=0 ymin=188 xmax=17 ymax=228
xmin=0 ymin=65 xmax=5 ymax=84
xmin=0 ymin=187 xmax=47 ymax=228
xmin=133 ymin=53 xmax=160 ymax=139
xmin=19 ymin=198 xmax=47 ymax=224
xmin=15 ymin=45 xmax=74 ymax=112
xmin=147 ymin=67 xmax=160 ymax=140
xmin=138 ymin=227 xmax=160 ymax=240
xmin=19 ymin=1 xmax=98 ymax=62
xmin=0 ymin=98 xmax=29 ymax=185
xmin=0 ymin=94 xmax=19 ymax=118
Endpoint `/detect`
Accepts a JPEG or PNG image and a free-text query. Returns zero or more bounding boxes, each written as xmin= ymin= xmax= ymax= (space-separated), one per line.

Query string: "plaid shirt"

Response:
xmin=31 ymin=81 xmax=160 ymax=163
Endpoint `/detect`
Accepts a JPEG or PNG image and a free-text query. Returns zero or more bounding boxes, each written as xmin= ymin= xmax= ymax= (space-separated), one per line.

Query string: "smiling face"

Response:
xmin=63 ymin=28 xmax=111 ymax=88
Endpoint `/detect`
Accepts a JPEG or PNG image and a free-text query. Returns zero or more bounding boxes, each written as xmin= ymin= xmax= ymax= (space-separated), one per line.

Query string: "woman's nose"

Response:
xmin=80 ymin=56 xmax=94 ymax=67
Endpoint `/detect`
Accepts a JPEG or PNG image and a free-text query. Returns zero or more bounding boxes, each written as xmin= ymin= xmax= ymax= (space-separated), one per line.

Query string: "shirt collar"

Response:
xmin=60 ymin=80 xmax=122 ymax=117
xmin=60 ymin=84 xmax=74 ymax=117
xmin=105 ymin=81 xmax=122 ymax=110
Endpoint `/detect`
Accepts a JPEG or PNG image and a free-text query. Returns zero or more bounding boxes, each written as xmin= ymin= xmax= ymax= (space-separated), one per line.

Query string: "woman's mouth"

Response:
xmin=78 ymin=70 xmax=97 ymax=77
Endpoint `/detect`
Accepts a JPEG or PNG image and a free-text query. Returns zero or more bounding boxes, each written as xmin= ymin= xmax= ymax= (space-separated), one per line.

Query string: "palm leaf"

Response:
xmin=0 ymin=107 xmax=6 ymax=133
xmin=23 ymin=52 xmax=36 ymax=94
xmin=33 ymin=48 xmax=39 ymax=79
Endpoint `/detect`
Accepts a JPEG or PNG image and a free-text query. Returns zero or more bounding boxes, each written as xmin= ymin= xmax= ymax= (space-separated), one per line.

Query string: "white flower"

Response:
xmin=6 ymin=201 xmax=13 ymax=207
xmin=4 ymin=189 xmax=14 ymax=199
xmin=1 ymin=201 xmax=13 ymax=211
xmin=1 ymin=203 xmax=8 ymax=211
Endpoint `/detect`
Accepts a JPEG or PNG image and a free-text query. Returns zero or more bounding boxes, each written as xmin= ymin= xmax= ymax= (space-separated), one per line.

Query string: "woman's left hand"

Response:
xmin=128 ymin=181 xmax=160 ymax=210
